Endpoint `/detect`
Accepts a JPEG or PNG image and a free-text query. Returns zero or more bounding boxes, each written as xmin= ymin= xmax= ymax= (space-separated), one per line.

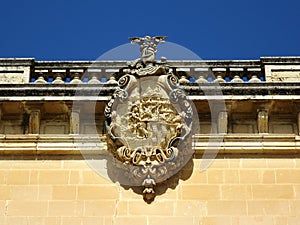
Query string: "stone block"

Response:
xmin=247 ymin=200 xmax=290 ymax=215
xmin=6 ymin=170 xmax=30 ymax=185
xmin=233 ymin=216 xmax=274 ymax=225
xmin=29 ymin=170 xmax=39 ymax=184
xmin=84 ymin=200 xmax=117 ymax=216
xmin=6 ymin=200 xmax=48 ymax=216
xmin=4 ymin=217 xmax=28 ymax=225
xmin=115 ymin=200 xmax=128 ymax=215
xmin=43 ymin=217 xmax=62 ymax=225
xmin=61 ymin=217 xmax=82 ymax=225
xmin=10 ymin=185 xmax=38 ymax=200
xmin=296 ymin=159 xmax=300 ymax=168
xmin=77 ymin=185 xmax=118 ymax=200
xmin=289 ymin=200 xmax=300 ymax=216
xmin=81 ymin=217 xmax=105 ymax=225
xmin=27 ymin=217 xmax=52 ymax=225
xmin=0 ymin=170 xmax=5 ymax=184
xmin=274 ymin=217 xmax=288 ymax=225
xmin=207 ymin=170 xmax=224 ymax=184
xmin=183 ymin=169 xmax=207 ymax=184
xmin=38 ymin=170 xmax=69 ymax=184
xmin=240 ymin=159 xmax=267 ymax=168
xmin=0 ymin=185 xmax=11 ymax=200
xmin=48 ymin=200 xmax=84 ymax=216
xmin=262 ymin=170 xmax=276 ymax=184
xmin=52 ymin=185 xmax=76 ymax=200
xmin=294 ymin=185 xmax=300 ymax=199
xmin=207 ymin=200 xmax=247 ymax=216
xmin=199 ymin=216 xmax=232 ymax=225
xmin=228 ymin=159 xmax=241 ymax=168
xmin=148 ymin=216 xmax=195 ymax=225
xmin=174 ymin=200 xmax=207 ymax=216
xmin=38 ymin=185 xmax=53 ymax=200
xmin=69 ymin=171 xmax=80 ymax=184
xmin=221 ymin=185 xmax=252 ymax=200
xmin=224 ymin=170 xmax=240 ymax=183
xmin=267 ymin=159 xmax=296 ymax=168
xmin=154 ymin=187 xmax=178 ymax=200
xmin=252 ymin=184 xmax=294 ymax=199
xmin=276 ymin=170 xmax=300 ymax=183
xmin=128 ymin=201 xmax=174 ymax=216
xmin=113 ymin=216 xmax=147 ymax=225
xmin=80 ymin=171 xmax=111 ymax=185
xmin=0 ymin=200 xmax=6 ymax=216
xmin=239 ymin=170 xmax=262 ymax=184
xmin=119 ymin=188 xmax=146 ymax=200
xmin=206 ymin=159 xmax=229 ymax=169
xmin=287 ymin=217 xmax=300 ymax=225
xmin=62 ymin=160 xmax=90 ymax=169
xmin=181 ymin=185 xmax=220 ymax=200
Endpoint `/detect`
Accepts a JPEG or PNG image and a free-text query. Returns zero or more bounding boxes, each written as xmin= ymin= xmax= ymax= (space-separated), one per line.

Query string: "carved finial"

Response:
xmin=129 ymin=36 xmax=167 ymax=63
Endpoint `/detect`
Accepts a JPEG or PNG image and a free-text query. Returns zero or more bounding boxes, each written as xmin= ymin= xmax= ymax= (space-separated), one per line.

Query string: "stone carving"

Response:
xmin=123 ymin=36 xmax=169 ymax=78
xmin=105 ymin=36 xmax=194 ymax=202
xmin=257 ymin=110 xmax=268 ymax=133
xmin=129 ymin=36 xmax=167 ymax=63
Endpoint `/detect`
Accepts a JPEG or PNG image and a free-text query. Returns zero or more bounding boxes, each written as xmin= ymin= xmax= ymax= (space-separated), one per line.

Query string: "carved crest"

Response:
xmin=105 ymin=36 xmax=195 ymax=202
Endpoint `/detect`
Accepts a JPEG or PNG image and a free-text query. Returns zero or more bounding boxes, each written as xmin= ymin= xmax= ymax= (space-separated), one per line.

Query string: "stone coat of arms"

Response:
xmin=105 ymin=36 xmax=195 ymax=202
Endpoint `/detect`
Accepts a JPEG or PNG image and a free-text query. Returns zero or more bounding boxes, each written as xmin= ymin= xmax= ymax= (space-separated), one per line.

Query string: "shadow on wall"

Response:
xmin=106 ymin=156 xmax=194 ymax=204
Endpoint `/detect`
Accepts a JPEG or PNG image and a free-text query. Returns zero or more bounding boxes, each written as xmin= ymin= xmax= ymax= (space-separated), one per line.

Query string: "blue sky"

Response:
xmin=0 ymin=0 xmax=299 ymax=60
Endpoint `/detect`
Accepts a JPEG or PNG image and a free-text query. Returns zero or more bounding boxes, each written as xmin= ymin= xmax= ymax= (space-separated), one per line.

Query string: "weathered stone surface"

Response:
xmin=0 ymin=55 xmax=300 ymax=222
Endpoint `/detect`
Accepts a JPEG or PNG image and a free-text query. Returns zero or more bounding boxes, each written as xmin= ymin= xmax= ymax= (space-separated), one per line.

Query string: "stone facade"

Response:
xmin=0 ymin=57 xmax=300 ymax=224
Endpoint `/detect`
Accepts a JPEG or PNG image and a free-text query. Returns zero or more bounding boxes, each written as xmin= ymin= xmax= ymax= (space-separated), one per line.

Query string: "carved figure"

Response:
xmin=129 ymin=36 xmax=167 ymax=63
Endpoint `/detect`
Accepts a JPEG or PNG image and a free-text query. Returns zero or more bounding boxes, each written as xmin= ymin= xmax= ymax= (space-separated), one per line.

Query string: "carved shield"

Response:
xmin=105 ymin=63 xmax=195 ymax=201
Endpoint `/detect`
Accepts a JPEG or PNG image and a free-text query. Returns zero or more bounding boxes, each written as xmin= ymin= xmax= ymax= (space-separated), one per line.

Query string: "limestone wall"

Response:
xmin=1 ymin=57 xmax=300 ymax=224
xmin=0 ymin=157 xmax=299 ymax=225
